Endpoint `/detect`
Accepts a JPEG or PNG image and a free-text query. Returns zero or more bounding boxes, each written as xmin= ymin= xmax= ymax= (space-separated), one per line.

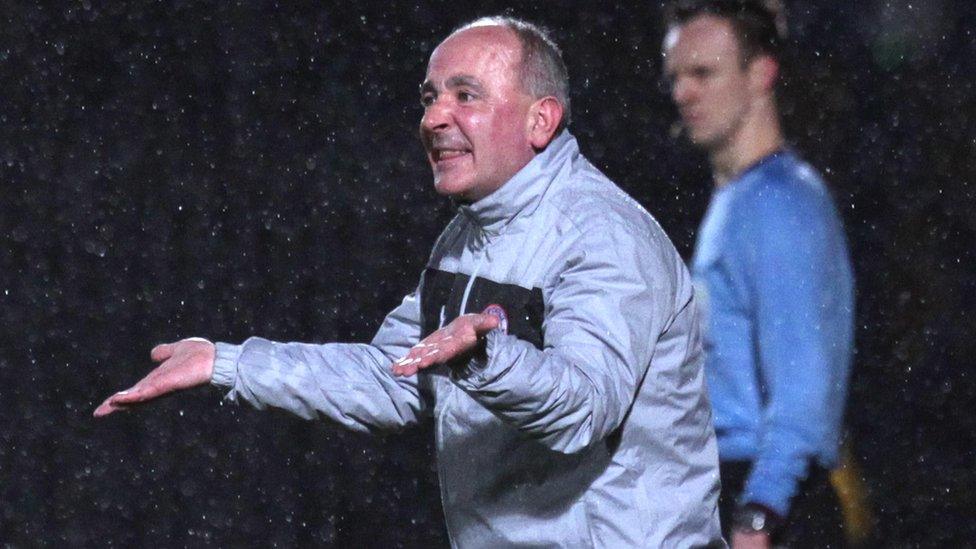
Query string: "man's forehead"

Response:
xmin=663 ymin=15 xmax=741 ymax=67
xmin=425 ymin=25 xmax=521 ymax=75
xmin=436 ymin=24 xmax=520 ymax=53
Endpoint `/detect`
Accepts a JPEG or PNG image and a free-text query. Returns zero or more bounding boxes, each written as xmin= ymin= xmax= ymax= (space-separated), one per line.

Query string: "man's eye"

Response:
xmin=458 ymin=91 xmax=475 ymax=102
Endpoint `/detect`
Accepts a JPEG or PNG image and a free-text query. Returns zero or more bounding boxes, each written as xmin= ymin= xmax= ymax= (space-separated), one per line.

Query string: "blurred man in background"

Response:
xmin=97 ymin=16 xmax=724 ymax=547
xmin=663 ymin=1 xmax=854 ymax=547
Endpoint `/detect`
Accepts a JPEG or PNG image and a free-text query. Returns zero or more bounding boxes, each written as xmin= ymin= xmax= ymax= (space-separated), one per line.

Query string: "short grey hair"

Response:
xmin=454 ymin=16 xmax=571 ymax=132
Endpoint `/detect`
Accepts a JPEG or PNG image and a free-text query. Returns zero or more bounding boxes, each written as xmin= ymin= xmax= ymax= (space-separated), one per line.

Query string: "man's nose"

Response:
xmin=421 ymin=98 xmax=452 ymax=132
xmin=672 ymin=77 xmax=696 ymax=106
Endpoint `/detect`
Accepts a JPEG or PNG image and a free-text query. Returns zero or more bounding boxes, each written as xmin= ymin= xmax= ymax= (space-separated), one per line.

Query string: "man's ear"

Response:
xmin=747 ymin=55 xmax=779 ymax=96
xmin=526 ymin=96 xmax=564 ymax=149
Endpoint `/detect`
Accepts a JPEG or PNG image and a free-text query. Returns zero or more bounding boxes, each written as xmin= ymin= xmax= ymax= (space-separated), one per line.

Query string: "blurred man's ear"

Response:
xmin=748 ymin=55 xmax=779 ymax=96
xmin=527 ymin=96 xmax=564 ymax=150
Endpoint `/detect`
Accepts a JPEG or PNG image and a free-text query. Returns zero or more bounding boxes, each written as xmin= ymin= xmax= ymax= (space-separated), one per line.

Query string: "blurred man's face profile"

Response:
xmin=419 ymin=26 xmax=537 ymax=203
xmin=664 ymin=14 xmax=755 ymax=150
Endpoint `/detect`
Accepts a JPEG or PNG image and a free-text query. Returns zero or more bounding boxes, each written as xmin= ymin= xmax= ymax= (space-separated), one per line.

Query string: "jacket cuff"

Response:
xmin=741 ymin=479 xmax=793 ymax=518
xmin=211 ymin=342 xmax=242 ymax=388
xmin=741 ymin=455 xmax=811 ymax=517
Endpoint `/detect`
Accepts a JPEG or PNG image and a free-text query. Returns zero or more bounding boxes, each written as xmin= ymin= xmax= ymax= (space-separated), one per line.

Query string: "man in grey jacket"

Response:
xmin=96 ymin=16 xmax=723 ymax=548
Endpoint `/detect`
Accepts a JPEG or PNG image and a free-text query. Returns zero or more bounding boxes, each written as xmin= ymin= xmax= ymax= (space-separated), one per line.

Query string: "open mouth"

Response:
xmin=432 ymin=148 xmax=471 ymax=164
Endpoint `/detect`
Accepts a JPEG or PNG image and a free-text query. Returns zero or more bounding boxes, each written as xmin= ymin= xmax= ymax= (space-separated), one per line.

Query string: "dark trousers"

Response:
xmin=718 ymin=461 xmax=847 ymax=548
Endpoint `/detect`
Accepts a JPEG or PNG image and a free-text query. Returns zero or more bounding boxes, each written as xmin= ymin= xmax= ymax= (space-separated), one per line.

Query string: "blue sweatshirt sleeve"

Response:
xmin=737 ymin=179 xmax=853 ymax=516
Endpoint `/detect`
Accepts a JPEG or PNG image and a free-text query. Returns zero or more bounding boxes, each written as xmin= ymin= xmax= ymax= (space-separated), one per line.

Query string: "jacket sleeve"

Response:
xmin=210 ymin=286 xmax=430 ymax=434
xmin=452 ymin=217 xmax=684 ymax=454
xmin=738 ymin=184 xmax=854 ymax=517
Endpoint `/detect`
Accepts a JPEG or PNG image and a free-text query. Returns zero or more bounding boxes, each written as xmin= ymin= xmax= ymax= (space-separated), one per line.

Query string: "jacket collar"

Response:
xmin=456 ymin=130 xmax=578 ymax=235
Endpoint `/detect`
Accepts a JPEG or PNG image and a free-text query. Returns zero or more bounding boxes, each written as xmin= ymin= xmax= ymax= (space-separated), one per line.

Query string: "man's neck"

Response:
xmin=709 ymin=104 xmax=784 ymax=188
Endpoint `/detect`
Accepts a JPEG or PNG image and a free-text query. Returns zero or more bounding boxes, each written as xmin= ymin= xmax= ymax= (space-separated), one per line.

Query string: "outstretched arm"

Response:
xmin=94 ymin=288 xmax=431 ymax=432
xmin=93 ymin=338 xmax=215 ymax=417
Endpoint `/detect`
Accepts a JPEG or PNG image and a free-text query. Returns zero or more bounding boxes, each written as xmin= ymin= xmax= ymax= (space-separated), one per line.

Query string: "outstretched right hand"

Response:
xmin=93 ymin=338 xmax=216 ymax=417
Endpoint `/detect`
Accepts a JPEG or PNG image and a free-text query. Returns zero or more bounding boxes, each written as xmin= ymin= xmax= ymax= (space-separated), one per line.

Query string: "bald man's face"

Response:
xmin=419 ymin=26 xmax=537 ymax=203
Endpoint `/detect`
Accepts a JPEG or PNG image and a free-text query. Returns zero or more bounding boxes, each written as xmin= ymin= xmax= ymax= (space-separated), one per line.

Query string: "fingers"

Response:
xmin=93 ymin=395 xmax=133 ymax=417
xmin=392 ymin=343 xmax=443 ymax=377
xmin=92 ymin=388 xmax=140 ymax=417
xmin=473 ymin=313 xmax=500 ymax=333
xmin=390 ymin=313 xmax=501 ymax=377
xmin=150 ymin=342 xmax=175 ymax=362
xmin=91 ymin=385 xmax=147 ymax=417
xmin=391 ymin=332 xmax=473 ymax=376
xmin=110 ymin=386 xmax=153 ymax=404
xmin=391 ymin=358 xmax=417 ymax=377
xmin=92 ymin=396 xmax=118 ymax=417
xmin=92 ymin=361 xmax=171 ymax=417
xmin=152 ymin=338 xmax=213 ymax=363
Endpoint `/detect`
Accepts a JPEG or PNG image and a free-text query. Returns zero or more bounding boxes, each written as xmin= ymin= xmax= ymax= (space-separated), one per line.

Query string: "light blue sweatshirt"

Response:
xmin=691 ymin=150 xmax=854 ymax=517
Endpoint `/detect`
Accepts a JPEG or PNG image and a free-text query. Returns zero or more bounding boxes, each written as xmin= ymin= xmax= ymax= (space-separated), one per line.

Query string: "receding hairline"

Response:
xmin=430 ymin=23 xmax=524 ymax=65
xmin=423 ymin=26 xmax=528 ymax=93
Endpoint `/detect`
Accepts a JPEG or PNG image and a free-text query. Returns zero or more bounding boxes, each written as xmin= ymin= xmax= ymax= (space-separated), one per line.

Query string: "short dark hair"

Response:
xmin=455 ymin=16 xmax=571 ymax=132
xmin=665 ymin=0 xmax=787 ymax=64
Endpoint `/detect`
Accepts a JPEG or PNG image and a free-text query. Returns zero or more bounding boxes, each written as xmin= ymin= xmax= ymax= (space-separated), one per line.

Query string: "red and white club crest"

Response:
xmin=482 ymin=304 xmax=509 ymax=334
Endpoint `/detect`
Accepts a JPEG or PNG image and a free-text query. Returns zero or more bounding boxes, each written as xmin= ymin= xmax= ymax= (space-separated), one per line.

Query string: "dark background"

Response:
xmin=2 ymin=1 xmax=974 ymax=546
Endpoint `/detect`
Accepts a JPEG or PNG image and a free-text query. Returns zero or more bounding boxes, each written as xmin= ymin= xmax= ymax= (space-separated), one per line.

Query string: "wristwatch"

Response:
xmin=732 ymin=503 xmax=782 ymax=534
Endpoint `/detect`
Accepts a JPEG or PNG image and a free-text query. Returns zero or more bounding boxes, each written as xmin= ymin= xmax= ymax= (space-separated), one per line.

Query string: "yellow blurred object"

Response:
xmin=830 ymin=442 xmax=875 ymax=546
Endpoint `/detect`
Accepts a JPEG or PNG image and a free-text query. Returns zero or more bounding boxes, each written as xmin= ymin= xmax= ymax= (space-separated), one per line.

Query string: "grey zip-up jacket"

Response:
xmin=211 ymin=131 xmax=724 ymax=548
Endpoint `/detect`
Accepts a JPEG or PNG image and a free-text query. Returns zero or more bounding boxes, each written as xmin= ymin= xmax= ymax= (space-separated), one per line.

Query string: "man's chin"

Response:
xmin=687 ymin=130 xmax=721 ymax=150
xmin=433 ymin=177 xmax=472 ymax=199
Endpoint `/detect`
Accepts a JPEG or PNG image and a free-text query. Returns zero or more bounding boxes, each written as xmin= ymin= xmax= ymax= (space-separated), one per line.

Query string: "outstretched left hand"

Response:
xmin=391 ymin=311 xmax=500 ymax=377
xmin=93 ymin=338 xmax=216 ymax=417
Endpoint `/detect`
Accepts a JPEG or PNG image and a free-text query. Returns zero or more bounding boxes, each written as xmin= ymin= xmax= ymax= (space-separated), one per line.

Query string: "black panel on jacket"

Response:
xmin=420 ymin=267 xmax=545 ymax=350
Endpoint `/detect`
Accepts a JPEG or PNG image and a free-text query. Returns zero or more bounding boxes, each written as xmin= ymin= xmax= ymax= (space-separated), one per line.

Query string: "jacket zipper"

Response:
xmin=436 ymin=225 xmax=490 ymax=547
